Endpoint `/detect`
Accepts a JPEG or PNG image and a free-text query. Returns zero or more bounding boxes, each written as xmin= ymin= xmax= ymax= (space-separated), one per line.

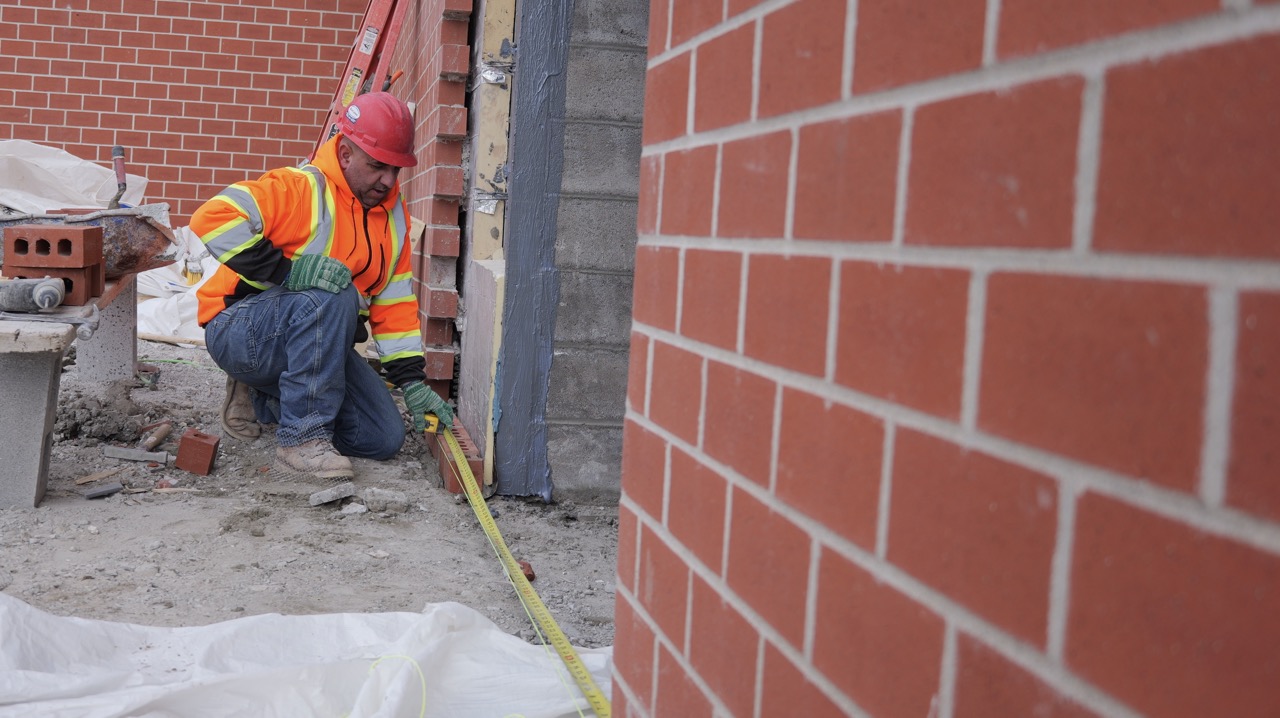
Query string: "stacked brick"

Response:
xmin=620 ymin=2 xmax=1280 ymax=717
xmin=0 ymin=0 xmax=365 ymax=225
xmin=2 ymin=225 xmax=104 ymax=305
xmin=391 ymin=0 xmax=471 ymax=403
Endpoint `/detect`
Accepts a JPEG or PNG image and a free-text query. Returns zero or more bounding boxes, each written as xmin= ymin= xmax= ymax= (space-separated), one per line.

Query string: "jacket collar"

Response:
xmin=312 ymin=134 xmax=401 ymax=212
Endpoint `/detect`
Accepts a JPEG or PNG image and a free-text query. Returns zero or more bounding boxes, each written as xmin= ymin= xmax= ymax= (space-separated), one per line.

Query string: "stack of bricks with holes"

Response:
xmin=2 ymin=225 xmax=104 ymax=305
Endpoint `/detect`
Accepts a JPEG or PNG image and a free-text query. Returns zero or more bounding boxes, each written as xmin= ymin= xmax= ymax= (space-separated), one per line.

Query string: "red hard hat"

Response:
xmin=338 ymin=92 xmax=418 ymax=167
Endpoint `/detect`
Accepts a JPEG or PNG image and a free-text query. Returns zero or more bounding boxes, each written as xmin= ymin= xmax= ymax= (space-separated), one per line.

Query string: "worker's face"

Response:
xmin=339 ymin=140 xmax=401 ymax=208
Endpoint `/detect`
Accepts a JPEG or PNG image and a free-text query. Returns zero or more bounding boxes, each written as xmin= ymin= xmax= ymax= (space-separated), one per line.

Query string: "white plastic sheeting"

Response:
xmin=0 ymin=593 xmax=612 ymax=717
xmin=135 ymin=226 xmax=216 ymax=343
xmin=0 ymin=141 xmax=148 ymax=214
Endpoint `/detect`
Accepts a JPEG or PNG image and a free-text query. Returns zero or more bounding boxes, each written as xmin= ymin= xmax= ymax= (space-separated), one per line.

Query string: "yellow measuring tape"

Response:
xmin=437 ymin=428 xmax=612 ymax=718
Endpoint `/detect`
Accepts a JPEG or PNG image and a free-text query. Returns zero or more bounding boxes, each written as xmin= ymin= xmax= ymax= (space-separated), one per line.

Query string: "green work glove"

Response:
xmin=284 ymin=255 xmax=351 ymax=293
xmin=403 ymin=380 xmax=454 ymax=432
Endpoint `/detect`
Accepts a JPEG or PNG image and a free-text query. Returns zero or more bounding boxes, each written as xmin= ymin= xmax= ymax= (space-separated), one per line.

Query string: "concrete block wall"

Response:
xmin=618 ymin=1 xmax=1280 ymax=717
xmin=0 ymin=0 xmax=365 ymax=225
xmin=547 ymin=0 xmax=650 ymax=500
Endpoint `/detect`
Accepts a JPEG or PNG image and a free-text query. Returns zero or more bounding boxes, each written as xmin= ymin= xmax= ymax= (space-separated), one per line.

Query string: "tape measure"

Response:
xmin=436 ymin=426 xmax=612 ymax=718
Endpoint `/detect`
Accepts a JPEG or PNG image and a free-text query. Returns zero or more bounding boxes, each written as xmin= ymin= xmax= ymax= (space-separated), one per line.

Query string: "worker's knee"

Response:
xmin=336 ymin=421 xmax=404 ymax=460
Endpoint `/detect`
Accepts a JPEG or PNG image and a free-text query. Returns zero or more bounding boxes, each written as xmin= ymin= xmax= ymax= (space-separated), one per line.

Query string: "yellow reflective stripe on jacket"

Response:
xmin=374 ymin=331 xmax=423 ymax=361
xmin=371 ymin=270 xmax=415 ymax=304
xmin=286 ymin=166 xmax=336 ymax=258
xmin=201 ymin=188 xmax=263 ymax=262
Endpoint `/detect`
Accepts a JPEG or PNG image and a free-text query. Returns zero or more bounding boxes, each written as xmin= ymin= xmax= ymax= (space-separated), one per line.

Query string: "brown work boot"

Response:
xmin=220 ymin=376 xmax=261 ymax=440
xmin=275 ymin=438 xmax=355 ymax=481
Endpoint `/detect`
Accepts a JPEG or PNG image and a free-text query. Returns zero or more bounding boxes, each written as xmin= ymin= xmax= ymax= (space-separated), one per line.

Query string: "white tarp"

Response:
xmin=0 ymin=593 xmax=612 ymax=717
xmin=0 ymin=140 xmax=148 ymax=213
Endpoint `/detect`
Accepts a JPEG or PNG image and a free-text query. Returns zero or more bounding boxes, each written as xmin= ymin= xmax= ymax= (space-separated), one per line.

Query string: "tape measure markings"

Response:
xmin=438 ymin=429 xmax=612 ymax=718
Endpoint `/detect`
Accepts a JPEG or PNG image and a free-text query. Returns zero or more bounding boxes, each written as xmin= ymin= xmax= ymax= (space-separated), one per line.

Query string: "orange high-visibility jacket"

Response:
xmin=191 ymin=134 xmax=424 ymax=386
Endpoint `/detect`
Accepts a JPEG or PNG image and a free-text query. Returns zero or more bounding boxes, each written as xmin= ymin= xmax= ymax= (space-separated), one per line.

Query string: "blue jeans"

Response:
xmin=204 ymin=284 xmax=405 ymax=459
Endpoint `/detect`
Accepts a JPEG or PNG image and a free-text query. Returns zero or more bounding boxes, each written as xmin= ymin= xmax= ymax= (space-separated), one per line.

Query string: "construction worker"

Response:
xmin=190 ymin=92 xmax=452 ymax=481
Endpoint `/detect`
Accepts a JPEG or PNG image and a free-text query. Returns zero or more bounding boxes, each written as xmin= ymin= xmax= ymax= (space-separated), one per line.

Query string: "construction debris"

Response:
xmin=83 ymin=482 xmax=123 ymax=499
xmin=74 ymin=467 xmax=124 ymax=485
xmin=103 ymin=446 xmax=169 ymax=463
xmin=308 ymin=481 xmax=356 ymax=506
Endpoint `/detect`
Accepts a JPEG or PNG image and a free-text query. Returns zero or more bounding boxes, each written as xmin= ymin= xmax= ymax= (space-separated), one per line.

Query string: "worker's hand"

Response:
xmin=283 ymin=255 xmax=352 ymax=293
xmin=403 ymin=380 xmax=453 ymax=432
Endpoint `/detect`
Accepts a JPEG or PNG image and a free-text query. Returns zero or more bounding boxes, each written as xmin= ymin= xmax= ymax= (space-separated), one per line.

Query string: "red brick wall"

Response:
xmin=389 ymin=0 xmax=469 ymax=397
xmin=0 ymin=0 xmax=469 ymax=397
xmin=620 ymin=2 xmax=1280 ymax=717
xmin=0 ymin=0 xmax=365 ymax=225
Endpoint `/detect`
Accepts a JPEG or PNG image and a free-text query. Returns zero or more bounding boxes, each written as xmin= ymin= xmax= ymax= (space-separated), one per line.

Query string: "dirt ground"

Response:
xmin=0 ymin=339 xmax=619 ymax=649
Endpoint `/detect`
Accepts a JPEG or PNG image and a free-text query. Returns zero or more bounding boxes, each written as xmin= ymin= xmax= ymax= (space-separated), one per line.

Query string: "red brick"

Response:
xmin=655 ymin=645 xmax=714 ymax=717
xmin=660 ymin=145 xmax=717 ymax=238
xmin=1095 ymin=35 xmax=1280 ymax=259
xmin=3 ymin=224 xmax=102 ymax=268
xmin=744 ymin=254 xmax=830 ymax=375
xmin=728 ymin=0 xmax=770 ymax=14
xmin=642 ymin=52 xmax=690 ymax=145
xmin=759 ymin=642 xmax=847 ymax=718
xmin=688 ymin=575 xmax=759 ymax=717
xmin=627 ymin=331 xmax=649 ymax=414
xmin=438 ymin=44 xmax=469 ymax=80
xmin=175 ymin=428 xmax=219 ymax=475
xmin=725 ymin=489 xmax=810 ymax=648
xmin=981 ymin=274 xmax=1207 ymax=491
xmin=434 ymin=423 xmax=482 ymax=494
xmin=815 ymin=549 xmax=945 ymax=718
xmin=703 ymin=361 xmax=774 ymax=486
xmin=718 ymin=130 xmax=790 ymax=238
xmin=954 ymin=634 xmax=1100 ymax=718
xmin=612 ymin=689 xmax=630 ymax=718
xmin=632 ymin=245 xmax=679 ymax=331
xmin=693 ymin=23 xmax=753 ymax=132
xmin=614 ymin=593 xmax=656 ymax=713
xmin=907 ymin=77 xmax=1082 ymax=248
xmin=421 ymin=317 xmax=454 ymax=346
xmin=621 ymin=419 xmax=667 ymax=521
xmin=647 ymin=0 xmax=669 ymax=58
xmin=417 ymin=282 xmax=452 ymax=320
xmin=667 ymin=448 xmax=728 ymax=572
xmin=670 ymin=0 xmax=722 ymax=47
xmin=1067 ymin=493 xmax=1280 ymax=717
xmin=998 ymin=0 xmax=1217 ymax=59
xmin=890 ymin=430 xmax=1059 ymax=646
xmin=680 ymin=249 xmax=741 ymax=351
xmin=835 ymin=262 xmax=970 ymax=419
xmin=758 ymin=0 xmax=845 ymax=118
xmin=2 ymin=263 xmax=103 ymax=306
xmin=777 ymin=388 xmax=883 ymax=551
xmin=427 ymin=165 xmax=465 ymax=200
xmin=1228 ymin=292 xmax=1280 ymax=520
xmin=425 ymin=226 xmax=459 ymax=257
xmin=637 ymin=154 xmax=659 ymax=234
xmin=423 ymin=347 xmax=455 ymax=380
xmin=617 ymin=505 xmax=639 ymax=593
xmin=637 ymin=526 xmax=691 ymax=650
xmin=649 ymin=341 xmax=703 ymax=446
xmin=794 ymin=110 xmax=901 ymax=242
xmin=854 ymin=0 xmax=985 ymax=92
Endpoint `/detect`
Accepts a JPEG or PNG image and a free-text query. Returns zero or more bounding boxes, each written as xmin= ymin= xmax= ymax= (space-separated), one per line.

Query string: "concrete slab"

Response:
xmin=75 ymin=278 xmax=137 ymax=382
xmin=458 ymin=259 xmax=504 ymax=486
xmin=0 ymin=342 xmax=67 ymax=508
